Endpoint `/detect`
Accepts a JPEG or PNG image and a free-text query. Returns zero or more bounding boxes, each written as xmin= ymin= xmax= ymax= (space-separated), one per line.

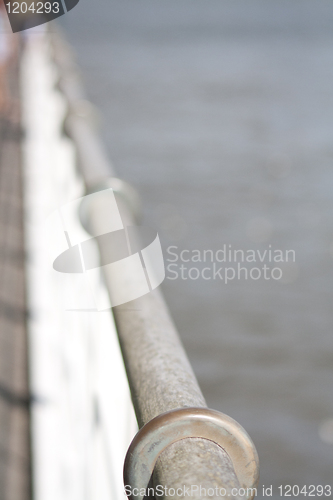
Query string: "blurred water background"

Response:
xmin=61 ymin=0 xmax=333 ymax=490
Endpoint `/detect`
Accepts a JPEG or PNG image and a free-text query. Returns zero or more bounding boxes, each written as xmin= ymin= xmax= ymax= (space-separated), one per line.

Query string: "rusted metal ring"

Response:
xmin=124 ymin=407 xmax=259 ymax=500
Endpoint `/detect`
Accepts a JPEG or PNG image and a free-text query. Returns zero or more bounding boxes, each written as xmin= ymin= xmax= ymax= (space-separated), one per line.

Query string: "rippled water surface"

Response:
xmin=62 ymin=0 xmax=333 ymax=490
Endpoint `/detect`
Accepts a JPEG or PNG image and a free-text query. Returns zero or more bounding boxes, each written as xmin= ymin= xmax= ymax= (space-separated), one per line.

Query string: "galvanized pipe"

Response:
xmin=50 ymin=29 xmax=258 ymax=500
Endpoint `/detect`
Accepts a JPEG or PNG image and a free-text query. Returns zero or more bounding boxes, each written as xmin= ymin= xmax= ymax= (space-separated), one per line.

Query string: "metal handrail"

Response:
xmin=124 ymin=408 xmax=258 ymax=500
xmin=50 ymin=28 xmax=259 ymax=500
